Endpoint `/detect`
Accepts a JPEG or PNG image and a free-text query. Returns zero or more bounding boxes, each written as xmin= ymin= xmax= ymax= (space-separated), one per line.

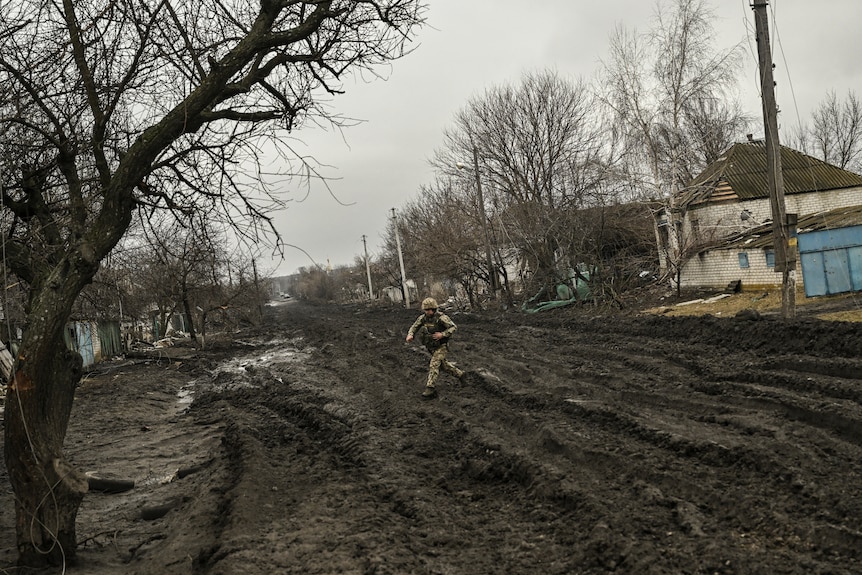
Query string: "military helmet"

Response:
xmin=421 ymin=297 xmax=438 ymax=310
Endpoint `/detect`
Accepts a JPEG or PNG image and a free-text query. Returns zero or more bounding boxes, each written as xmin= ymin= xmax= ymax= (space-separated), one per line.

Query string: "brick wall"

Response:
xmin=680 ymin=247 xmax=802 ymax=291
xmin=679 ymin=187 xmax=861 ymax=290
xmin=686 ymin=187 xmax=862 ymax=238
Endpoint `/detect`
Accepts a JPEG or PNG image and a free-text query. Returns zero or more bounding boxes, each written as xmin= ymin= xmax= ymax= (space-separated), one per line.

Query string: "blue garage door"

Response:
xmin=798 ymin=225 xmax=862 ymax=297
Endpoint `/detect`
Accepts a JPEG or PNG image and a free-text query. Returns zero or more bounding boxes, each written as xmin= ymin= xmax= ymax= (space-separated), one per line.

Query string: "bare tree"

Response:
xmin=299 ymin=261 xmax=370 ymax=304
xmin=400 ymin=179 xmax=487 ymax=308
xmin=292 ymin=264 xmax=336 ymax=302
xmin=114 ymin=237 xmax=186 ymax=340
xmin=0 ymin=1 xmax=424 ymax=565
xmin=137 ymin=217 xmax=230 ymax=341
xmin=600 ymin=0 xmax=751 ymax=291
xmin=114 ymin=216 xmax=265 ymax=346
xmin=73 ymin=220 xmax=263 ymax=349
xmin=798 ymin=90 xmax=862 ymax=172
xmin=433 ymin=70 xmax=609 ymax=301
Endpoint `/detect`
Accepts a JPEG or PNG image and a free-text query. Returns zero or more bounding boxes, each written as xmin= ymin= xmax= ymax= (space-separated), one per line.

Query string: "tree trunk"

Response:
xmin=158 ymin=307 xmax=170 ymax=338
xmin=199 ymin=311 xmax=208 ymax=350
xmin=3 ymin=257 xmax=100 ymax=567
xmin=182 ymin=291 xmax=197 ymax=341
xmin=4 ymin=320 xmax=88 ymax=567
xmin=499 ymin=266 xmax=514 ymax=308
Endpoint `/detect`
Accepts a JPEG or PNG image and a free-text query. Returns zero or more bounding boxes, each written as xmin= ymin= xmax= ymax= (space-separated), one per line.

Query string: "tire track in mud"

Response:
xmin=440 ymin=365 xmax=785 ymax=570
xmin=187 ymin=302 xmax=862 ymax=574
xmin=189 ymin=351 xmax=574 ymax=573
xmin=194 ymin=326 xmax=611 ymax=571
xmin=186 ymin=344 xmax=413 ymax=575
xmin=440 ymin=310 xmax=862 ymax=570
xmin=296 ymin=310 xmax=738 ymax=571
xmin=473 ymin=315 xmax=862 ymax=569
xmin=501 ymin=315 xmax=862 ymax=452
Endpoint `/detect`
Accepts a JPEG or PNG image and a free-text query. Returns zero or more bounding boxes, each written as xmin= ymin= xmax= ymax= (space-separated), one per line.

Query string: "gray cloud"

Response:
xmin=263 ymin=0 xmax=862 ymax=276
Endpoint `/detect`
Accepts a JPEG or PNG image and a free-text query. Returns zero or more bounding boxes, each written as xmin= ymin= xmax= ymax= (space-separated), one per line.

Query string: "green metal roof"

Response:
xmin=681 ymin=140 xmax=862 ymax=207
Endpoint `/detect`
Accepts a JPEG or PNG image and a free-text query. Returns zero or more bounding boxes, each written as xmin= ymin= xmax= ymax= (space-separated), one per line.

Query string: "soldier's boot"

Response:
xmin=421 ymin=386 xmax=438 ymax=399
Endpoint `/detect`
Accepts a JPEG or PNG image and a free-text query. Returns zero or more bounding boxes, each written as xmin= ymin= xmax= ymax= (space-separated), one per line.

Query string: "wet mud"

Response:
xmin=2 ymin=299 xmax=862 ymax=574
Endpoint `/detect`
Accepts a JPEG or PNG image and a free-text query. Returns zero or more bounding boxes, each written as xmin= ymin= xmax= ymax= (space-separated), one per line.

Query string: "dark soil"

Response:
xmin=2 ymin=297 xmax=862 ymax=574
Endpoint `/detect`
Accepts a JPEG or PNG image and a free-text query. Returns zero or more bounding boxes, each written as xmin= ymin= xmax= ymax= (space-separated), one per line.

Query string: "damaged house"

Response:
xmin=656 ymin=138 xmax=862 ymax=294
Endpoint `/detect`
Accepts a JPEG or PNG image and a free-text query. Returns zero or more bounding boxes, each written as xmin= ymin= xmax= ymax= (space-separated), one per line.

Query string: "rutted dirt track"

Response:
xmin=2 ymin=299 xmax=862 ymax=574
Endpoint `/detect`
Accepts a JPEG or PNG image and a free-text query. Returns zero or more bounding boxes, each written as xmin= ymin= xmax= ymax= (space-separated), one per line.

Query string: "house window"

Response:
xmin=738 ymin=253 xmax=750 ymax=269
xmin=765 ymin=250 xmax=775 ymax=268
xmin=690 ymin=218 xmax=700 ymax=241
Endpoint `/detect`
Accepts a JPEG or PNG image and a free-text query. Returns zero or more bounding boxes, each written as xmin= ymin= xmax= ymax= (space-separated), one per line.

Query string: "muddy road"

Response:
xmin=2 ymin=299 xmax=862 ymax=574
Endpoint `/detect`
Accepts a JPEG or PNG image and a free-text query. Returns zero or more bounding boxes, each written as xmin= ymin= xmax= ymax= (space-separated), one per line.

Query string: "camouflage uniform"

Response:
xmin=407 ymin=307 xmax=465 ymax=393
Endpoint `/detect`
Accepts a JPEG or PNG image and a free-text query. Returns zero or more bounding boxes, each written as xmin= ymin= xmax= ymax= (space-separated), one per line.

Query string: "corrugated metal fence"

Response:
xmin=64 ymin=320 xmax=123 ymax=369
xmin=799 ymin=224 xmax=862 ymax=297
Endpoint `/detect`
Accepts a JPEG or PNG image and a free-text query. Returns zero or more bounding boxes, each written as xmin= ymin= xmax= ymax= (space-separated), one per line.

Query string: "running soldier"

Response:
xmin=405 ymin=297 xmax=466 ymax=399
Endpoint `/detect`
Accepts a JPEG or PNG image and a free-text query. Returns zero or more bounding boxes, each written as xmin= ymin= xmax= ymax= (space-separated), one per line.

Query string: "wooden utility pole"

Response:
xmin=391 ymin=208 xmax=410 ymax=308
xmin=362 ymin=234 xmax=374 ymax=300
xmin=752 ymin=0 xmax=796 ymax=318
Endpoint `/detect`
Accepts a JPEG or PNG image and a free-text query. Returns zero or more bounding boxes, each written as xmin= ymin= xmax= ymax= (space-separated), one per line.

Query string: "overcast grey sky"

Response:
xmin=261 ymin=0 xmax=862 ymax=277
